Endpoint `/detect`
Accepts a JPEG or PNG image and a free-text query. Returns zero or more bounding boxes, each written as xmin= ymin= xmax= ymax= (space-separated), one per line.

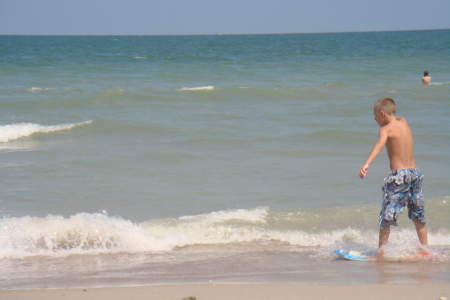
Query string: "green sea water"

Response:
xmin=0 ymin=30 xmax=449 ymax=288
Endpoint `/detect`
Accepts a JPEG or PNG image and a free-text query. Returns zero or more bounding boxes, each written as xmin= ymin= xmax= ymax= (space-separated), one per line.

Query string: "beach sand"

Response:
xmin=2 ymin=283 xmax=449 ymax=300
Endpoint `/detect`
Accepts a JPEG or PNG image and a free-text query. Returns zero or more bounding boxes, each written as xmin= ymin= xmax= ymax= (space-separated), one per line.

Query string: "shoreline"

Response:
xmin=3 ymin=243 xmax=450 ymax=290
xmin=2 ymin=283 xmax=449 ymax=300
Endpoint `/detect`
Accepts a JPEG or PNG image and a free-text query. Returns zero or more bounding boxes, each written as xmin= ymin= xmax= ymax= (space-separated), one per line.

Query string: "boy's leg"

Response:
xmin=376 ymin=225 xmax=390 ymax=259
xmin=408 ymin=168 xmax=427 ymax=247
xmin=412 ymin=218 xmax=428 ymax=253
xmin=379 ymin=225 xmax=390 ymax=248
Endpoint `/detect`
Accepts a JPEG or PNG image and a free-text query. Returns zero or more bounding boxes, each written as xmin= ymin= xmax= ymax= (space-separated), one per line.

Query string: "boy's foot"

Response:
xmin=368 ymin=250 xmax=385 ymax=261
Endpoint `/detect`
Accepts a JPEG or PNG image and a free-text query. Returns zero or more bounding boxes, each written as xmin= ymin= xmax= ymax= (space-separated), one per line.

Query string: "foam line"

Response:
xmin=0 ymin=121 xmax=92 ymax=142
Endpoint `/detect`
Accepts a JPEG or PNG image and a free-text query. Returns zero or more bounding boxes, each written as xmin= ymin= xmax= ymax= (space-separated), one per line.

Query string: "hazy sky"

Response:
xmin=1 ymin=0 xmax=449 ymax=35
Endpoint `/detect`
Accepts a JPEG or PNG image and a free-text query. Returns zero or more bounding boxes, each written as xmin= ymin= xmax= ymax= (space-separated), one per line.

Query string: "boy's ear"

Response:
xmin=379 ymin=110 xmax=386 ymax=117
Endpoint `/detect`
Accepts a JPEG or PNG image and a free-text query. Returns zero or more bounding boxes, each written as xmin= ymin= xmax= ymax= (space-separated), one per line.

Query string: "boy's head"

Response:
xmin=374 ymin=97 xmax=396 ymax=126
xmin=374 ymin=97 xmax=396 ymax=116
xmin=424 ymin=71 xmax=429 ymax=76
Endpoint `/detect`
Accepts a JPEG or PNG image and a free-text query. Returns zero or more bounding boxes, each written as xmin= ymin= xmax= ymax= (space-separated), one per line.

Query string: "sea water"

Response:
xmin=1 ymin=30 xmax=449 ymax=289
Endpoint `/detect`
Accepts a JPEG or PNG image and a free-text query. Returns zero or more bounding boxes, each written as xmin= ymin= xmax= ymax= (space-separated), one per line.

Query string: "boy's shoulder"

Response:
xmin=389 ymin=117 xmax=409 ymax=128
xmin=395 ymin=116 xmax=407 ymax=123
xmin=380 ymin=117 xmax=409 ymax=135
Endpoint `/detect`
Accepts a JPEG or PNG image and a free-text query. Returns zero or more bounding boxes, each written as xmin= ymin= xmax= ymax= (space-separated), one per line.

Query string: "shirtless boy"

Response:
xmin=359 ymin=97 xmax=428 ymax=257
xmin=422 ymin=71 xmax=431 ymax=84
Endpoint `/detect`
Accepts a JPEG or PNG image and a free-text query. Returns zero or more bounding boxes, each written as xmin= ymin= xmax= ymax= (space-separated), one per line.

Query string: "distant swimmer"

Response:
xmin=421 ymin=71 xmax=431 ymax=84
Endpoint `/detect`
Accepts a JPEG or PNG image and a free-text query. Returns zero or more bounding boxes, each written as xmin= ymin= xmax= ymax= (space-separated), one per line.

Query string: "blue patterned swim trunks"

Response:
xmin=379 ymin=167 xmax=426 ymax=228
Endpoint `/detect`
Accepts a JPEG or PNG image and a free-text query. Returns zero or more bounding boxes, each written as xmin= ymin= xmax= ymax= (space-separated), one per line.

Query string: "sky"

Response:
xmin=1 ymin=0 xmax=449 ymax=35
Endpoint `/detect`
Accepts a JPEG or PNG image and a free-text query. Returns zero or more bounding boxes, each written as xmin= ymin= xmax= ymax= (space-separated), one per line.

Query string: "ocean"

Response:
xmin=1 ymin=30 xmax=449 ymax=289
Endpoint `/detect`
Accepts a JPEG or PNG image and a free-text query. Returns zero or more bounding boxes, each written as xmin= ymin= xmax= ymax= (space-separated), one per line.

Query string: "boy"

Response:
xmin=359 ymin=97 xmax=428 ymax=257
xmin=422 ymin=71 xmax=431 ymax=84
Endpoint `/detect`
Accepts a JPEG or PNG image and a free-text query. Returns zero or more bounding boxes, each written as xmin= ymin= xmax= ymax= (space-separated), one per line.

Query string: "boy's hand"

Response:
xmin=359 ymin=164 xmax=369 ymax=179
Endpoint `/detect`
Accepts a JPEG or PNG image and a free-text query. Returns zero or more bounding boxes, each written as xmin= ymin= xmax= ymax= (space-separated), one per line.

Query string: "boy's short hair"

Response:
xmin=424 ymin=71 xmax=429 ymax=76
xmin=374 ymin=97 xmax=396 ymax=116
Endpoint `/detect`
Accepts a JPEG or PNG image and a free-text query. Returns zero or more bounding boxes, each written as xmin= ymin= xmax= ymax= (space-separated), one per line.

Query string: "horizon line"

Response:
xmin=1 ymin=28 xmax=449 ymax=37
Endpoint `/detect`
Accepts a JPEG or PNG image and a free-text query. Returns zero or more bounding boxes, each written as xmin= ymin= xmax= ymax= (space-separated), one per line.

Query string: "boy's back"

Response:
xmin=382 ymin=117 xmax=416 ymax=170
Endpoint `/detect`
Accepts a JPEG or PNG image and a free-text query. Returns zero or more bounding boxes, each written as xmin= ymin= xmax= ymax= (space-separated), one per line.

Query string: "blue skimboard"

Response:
xmin=334 ymin=249 xmax=375 ymax=261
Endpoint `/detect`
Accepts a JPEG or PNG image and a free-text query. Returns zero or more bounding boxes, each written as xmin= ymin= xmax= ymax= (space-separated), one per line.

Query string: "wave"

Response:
xmin=0 ymin=121 xmax=93 ymax=143
xmin=27 ymin=87 xmax=55 ymax=92
xmin=1 ymin=204 xmax=449 ymax=259
xmin=180 ymin=85 xmax=215 ymax=91
xmin=429 ymin=82 xmax=450 ymax=85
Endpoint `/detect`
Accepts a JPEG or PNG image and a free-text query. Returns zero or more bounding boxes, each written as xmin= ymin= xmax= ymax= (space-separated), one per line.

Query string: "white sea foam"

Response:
xmin=2 ymin=207 xmax=449 ymax=259
xmin=179 ymin=207 xmax=268 ymax=223
xmin=0 ymin=210 xmax=327 ymax=258
xmin=0 ymin=213 xmax=172 ymax=259
xmin=27 ymin=87 xmax=55 ymax=92
xmin=180 ymin=85 xmax=214 ymax=91
xmin=0 ymin=121 xmax=92 ymax=143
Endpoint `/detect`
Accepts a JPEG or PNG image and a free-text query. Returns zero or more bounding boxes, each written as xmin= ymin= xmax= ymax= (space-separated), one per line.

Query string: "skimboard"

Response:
xmin=335 ymin=249 xmax=439 ymax=261
xmin=334 ymin=249 xmax=375 ymax=261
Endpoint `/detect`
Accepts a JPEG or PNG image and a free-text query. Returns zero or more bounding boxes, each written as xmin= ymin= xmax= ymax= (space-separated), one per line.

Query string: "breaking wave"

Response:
xmin=0 ymin=121 xmax=92 ymax=143
xmin=1 ymin=205 xmax=449 ymax=259
xmin=180 ymin=85 xmax=215 ymax=91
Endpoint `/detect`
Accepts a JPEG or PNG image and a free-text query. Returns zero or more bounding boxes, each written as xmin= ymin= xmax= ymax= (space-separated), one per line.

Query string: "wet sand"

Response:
xmin=2 ymin=283 xmax=450 ymax=300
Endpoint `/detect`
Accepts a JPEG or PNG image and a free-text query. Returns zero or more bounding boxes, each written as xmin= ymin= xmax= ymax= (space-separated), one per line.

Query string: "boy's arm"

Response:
xmin=359 ymin=127 xmax=388 ymax=179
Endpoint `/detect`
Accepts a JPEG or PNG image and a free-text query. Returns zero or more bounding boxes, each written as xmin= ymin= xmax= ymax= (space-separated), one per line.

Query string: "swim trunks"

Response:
xmin=379 ymin=167 xmax=426 ymax=228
